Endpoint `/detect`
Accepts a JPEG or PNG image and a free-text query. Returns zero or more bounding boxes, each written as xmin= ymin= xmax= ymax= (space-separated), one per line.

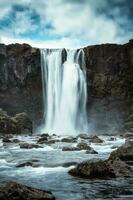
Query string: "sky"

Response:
xmin=0 ymin=0 xmax=132 ymax=48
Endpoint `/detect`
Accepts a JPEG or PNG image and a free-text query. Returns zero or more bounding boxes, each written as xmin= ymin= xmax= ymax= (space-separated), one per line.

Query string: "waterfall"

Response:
xmin=40 ymin=48 xmax=88 ymax=134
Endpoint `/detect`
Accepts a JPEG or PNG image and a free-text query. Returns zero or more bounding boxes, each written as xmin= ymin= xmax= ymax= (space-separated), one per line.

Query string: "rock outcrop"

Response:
xmin=0 ymin=43 xmax=42 ymax=127
xmin=0 ymin=182 xmax=55 ymax=200
xmin=0 ymin=108 xmax=32 ymax=134
xmin=69 ymin=142 xmax=133 ymax=179
xmin=69 ymin=157 xmax=132 ymax=179
xmin=84 ymin=39 xmax=133 ymax=133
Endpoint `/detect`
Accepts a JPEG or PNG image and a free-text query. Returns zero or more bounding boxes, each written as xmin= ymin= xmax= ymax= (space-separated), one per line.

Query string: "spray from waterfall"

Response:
xmin=40 ymin=49 xmax=88 ymax=134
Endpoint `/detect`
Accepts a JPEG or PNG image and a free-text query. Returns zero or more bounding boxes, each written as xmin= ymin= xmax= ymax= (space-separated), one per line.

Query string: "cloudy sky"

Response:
xmin=0 ymin=0 xmax=132 ymax=48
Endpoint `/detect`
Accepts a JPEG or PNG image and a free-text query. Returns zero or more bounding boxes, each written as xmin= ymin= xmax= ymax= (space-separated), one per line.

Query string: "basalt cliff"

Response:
xmin=0 ymin=40 xmax=133 ymax=133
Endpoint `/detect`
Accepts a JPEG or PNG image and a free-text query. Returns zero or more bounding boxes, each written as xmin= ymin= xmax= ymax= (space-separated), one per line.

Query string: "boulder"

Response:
xmin=89 ymin=136 xmax=104 ymax=143
xmin=41 ymin=133 xmax=50 ymax=137
xmin=69 ymin=142 xmax=133 ymax=179
xmin=16 ymin=161 xmax=40 ymax=168
xmin=86 ymin=149 xmax=98 ymax=154
xmin=61 ymin=137 xmax=77 ymax=143
xmin=12 ymin=138 xmax=20 ymax=143
xmin=62 ymin=147 xmax=80 ymax=151
xmin=12 ymin=112 xmax=32 ymax=134
xmin=109 ymin=140 xmax=133 ymax=164
xmin=19 ymin=143 xmax=41 ymax=149
xmin=0 ymin=182 xmax=55 ymax=200
xmin=0 ymin=109 xmax=32 ymax=135
xmin=2 ymin=138 xmax=12 ymax=143
xmin=37 ymin=136 xmax=48 ymax=144
xmin=77 ymin=142 xmax=92 ymax=150
xmin=69 ymin=157 xmax=132 ymax=179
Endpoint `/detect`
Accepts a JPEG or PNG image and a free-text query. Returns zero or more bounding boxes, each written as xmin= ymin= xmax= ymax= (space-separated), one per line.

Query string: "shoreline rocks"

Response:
xmin=0 ymin=182 xmax=55 ymax=200
xmin=69 ymin=141 xmax=133 ymax=179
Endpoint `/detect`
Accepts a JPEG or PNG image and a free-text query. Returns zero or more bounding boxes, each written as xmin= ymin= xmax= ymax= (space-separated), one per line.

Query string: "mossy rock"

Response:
xmin=0 ymin=109 xmax=32 ymax=135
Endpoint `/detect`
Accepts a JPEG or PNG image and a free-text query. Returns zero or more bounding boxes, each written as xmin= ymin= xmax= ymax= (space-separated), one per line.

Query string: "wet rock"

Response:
xmin=37 ymin=136 xmax=48 ymax=144
xmin=61 ymin=137 xmax=77 ymax=143
xmin=41 ymin=133 xmax=50 ymax=137
xmin=12 ymin=138 xmax=20 ymax=143
xmin=0 ymin=182 xmax=55 ymax=200
xmin=16 ymin=161 xmax=40 ymax=168
xmin=86 ymin=149 xmax=98 ymax=154
xmin=2 ymin=138 xmax=12 ymax=143
xmin=62 ymin=162 xmax=78 ymax=167
xmin=16 ymin=161 xmax=35 ymax=168
xmin=77 ymin=142 xmax=92 ymax=150
xmin=77 ymin=134 xmax=90 ymax=139
xmin=62 ymin=146 xmax=80 ymax=151
xmin=19 ymin=142 xmax=42 ymax=149
xmin=108 ymin=137 xmax=116 ymax=141
xmin=109 ymin=140 xmax=133 ymax=164
xmin=69 ymin=157 xmax=132 ymax=179
xmin=89 ymin=136 xmax=104 ymax=143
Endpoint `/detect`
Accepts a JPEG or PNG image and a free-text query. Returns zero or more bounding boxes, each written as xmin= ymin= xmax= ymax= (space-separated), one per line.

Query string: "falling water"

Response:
xmin=40 ymin=49 xmax=88 ymax=134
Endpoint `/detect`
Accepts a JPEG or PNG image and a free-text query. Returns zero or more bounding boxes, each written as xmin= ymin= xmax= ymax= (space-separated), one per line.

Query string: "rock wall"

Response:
xmin=0 ymin=43 xmax=42 ymax=127
xmin=0 ymin=40 xmax=132 ymax=132
xmin=84 ymin=40 xmax=133 ymax=133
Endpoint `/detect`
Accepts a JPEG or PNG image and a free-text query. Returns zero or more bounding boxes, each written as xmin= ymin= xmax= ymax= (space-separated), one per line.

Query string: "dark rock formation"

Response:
xmin=69 ymin=142 xmax=133 ymax=179
xmin=69 ymin=157 xmax=132 ymax=179
xmin=37 ymin=136 xmax=48 ymax=144
xmin=16 ymin=161 xmax=40 ymax=168
xmin=19 ymin=143 xmax=41 ymax=149
xmin=109 ymin=139 xmax=133 ymax=165
xmin=62 ymin=146 xmax=80 ymax=151
xmin=84 ymin=40 xmax=133 ymax=133
xmin=61 ymin=137 xmax=77 ymax=143
xmin=0 ymin=108 xmax=32 ymax=134
xmin=0 ymin=40 xmax=133 ymax=132
xmin=89 ymin=136 xmax=104 ymax=143
xmin=69 ymin=158 xmax=132 ymax=179
xmin=0 ymin=43 xmax=41 ymax=128
xmin=77 ymin=142 xmax=92 ymax=150
xmin=0 ymin=182 xmax=55 ymax=200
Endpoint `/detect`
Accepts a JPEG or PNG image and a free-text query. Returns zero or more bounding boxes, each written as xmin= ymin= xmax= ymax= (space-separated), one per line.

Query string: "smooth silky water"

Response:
xmin=40 ymin=48 xmax=88 ymax=134
xmin=0 ymin=135 xmax=132 ymax=200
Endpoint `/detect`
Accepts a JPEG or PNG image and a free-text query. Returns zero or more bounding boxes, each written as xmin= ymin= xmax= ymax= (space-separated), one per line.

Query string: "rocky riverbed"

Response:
xmin=0 ymin=131 xmax=133 ymax=200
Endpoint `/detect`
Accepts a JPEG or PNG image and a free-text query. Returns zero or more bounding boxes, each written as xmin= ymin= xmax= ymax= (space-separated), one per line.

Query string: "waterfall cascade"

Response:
xmin=40 ymin=48 xmax=88 ymax=134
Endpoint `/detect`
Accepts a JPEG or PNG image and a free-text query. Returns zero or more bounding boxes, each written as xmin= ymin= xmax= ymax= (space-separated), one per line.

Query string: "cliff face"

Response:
xmin=0 ymin=41 xmax=132 ymax=132
xmin=84 ymin=40 xmax=133 ymax=132
xmin=0 ymin=43 xmax=42 ymax=127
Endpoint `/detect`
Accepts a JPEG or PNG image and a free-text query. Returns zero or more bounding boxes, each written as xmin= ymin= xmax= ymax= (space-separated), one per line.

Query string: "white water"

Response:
xmin=40 ymin=49 xmax=88 ymax=134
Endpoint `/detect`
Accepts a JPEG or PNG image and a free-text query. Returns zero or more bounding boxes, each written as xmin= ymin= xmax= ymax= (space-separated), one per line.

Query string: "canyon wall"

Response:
xmin=0 ymin=40 xmax=132 ymax=132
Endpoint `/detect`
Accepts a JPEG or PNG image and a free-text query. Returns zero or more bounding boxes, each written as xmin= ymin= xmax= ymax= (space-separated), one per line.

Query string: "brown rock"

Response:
xmin=0 ymin=182 xmax=55 ymax=200
xmin=77 ymin=142 xmax=93 ymax=150
xmin=89 ymin=136 xmax=104 ymax=143
xmin=61 ymin=137 xmax=77 ymax=143
xmin=19 ymin=143 xmax=41 ymax=149
xmin=62 ymin=146 xmax=80 ymax=151
xmin=69 ymin=157 xmax=132 ymax=179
